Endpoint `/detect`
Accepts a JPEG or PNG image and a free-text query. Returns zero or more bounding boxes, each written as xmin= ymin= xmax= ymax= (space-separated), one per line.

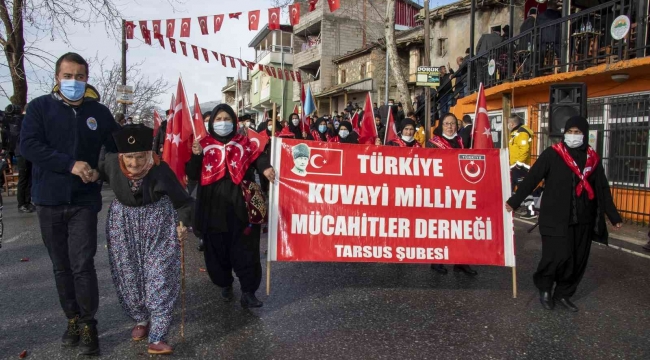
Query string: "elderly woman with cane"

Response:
xmin=91 ymin=124 xmax=193 ymax=355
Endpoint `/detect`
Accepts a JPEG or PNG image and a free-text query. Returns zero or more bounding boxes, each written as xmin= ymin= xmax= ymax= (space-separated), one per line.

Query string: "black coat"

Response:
xmin=517 ymin=16 xmax=537 ymax=51
xmin=154 ymin=120 xmax=167 ymax=155
xmin=507 ymin=145 xmax=621 ymax=243
xmin=537 ymin=9 xmax=562 ymax=46
xmin=458 ymin=125 xmax=473 ymax=148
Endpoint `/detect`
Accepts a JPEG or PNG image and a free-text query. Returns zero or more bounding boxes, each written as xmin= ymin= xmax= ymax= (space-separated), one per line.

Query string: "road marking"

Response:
xmin=4 ymin=233 xmax=24 ymax=244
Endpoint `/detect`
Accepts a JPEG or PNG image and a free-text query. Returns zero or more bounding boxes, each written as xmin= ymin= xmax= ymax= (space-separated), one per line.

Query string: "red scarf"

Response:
xmin=551 ymin=143 xmax=599 ymax=200
xmin=428 ymin=135 xmax=464 ymax=149
xmin=311 ymin=130 xmax=340 ymax=143
xmin=200 ymin=134 xmax=261 ymax=186
xmin=392 ymin=138 xmax=422 ymax=148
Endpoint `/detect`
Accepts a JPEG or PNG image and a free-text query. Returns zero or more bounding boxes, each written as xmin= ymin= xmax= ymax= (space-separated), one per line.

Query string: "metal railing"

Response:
xmin=532 ymin=93 xmax=650 ymax=225
xmin=256 ymin=45 xmax=294 ymax=63
xmin=468 ymin=0 xmax=648 ymax=93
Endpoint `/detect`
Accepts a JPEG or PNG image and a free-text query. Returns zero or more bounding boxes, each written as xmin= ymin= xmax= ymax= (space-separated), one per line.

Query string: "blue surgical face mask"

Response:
xmin=214 ymin=121 xmax=233 ymax=136
xmin=59 ymin=79 xmax=86 ymax=101
xmin=318 ymin=125 xmax=327 ymax=133
xmin=339 ymin=130 xmax=350 ymax=139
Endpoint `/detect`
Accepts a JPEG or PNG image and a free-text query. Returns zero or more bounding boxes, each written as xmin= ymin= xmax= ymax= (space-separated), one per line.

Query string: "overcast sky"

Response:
xmin=0 ymin=0 xmax=438 ymax=112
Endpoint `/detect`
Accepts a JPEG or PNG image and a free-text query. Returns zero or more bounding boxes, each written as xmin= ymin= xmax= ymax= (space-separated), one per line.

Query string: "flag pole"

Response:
xmin=470 ymin=82 xmax=483 ymax=149
xmin=267 ymin=102 xmax=277 ymax=296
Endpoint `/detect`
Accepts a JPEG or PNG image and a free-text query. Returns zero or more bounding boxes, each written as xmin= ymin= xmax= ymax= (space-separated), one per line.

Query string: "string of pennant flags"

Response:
xmin=125 ymin=0 xmax=341 ymax=39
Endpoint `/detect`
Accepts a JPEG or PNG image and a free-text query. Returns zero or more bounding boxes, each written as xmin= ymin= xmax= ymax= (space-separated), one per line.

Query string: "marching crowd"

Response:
xmin=7 ymin=52 xmax=627 ymax=357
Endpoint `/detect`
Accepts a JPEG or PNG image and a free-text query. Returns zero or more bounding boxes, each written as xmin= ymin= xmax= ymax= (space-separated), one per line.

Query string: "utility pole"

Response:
xmin=121 ymin=19 xmax=127 ymax=115
xmin=424 ymin=0 xmax=431 ymax=141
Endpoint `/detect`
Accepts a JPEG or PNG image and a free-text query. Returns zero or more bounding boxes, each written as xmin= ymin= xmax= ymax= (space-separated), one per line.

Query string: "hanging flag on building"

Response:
xmin=289 ymin=3 xmax=301 ymax=25
xmin=269 ymin=8 xmax=281 ymax=30
xmin=248 ymin=10 xmax=260 ymax=31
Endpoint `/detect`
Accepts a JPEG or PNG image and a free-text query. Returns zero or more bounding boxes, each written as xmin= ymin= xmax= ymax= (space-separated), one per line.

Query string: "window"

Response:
xmin=366 ymin=61 xmax=373 ymax=78
xmin=437 ymin=38 xmax=447 ymax=57
xmin=360 ymin=63 xmax=367 ymax=79
xmin=253 ymin=77 xmax=259 ymax=94
xmin=339 ymin=69 xmax=346 ymax=84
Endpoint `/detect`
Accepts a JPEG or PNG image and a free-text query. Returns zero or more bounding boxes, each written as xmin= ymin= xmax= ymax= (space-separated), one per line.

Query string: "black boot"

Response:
xmin=539 ymin=290 xmax=555 ymax=310
xmin=197 ymin=239 xmax=205 ymax=252
xmin=643 ymin=240 xmax=650 ymax=252
xmin=430 ymin=264 xmax=448 ymax=274
xmin=61 ymin=316 xmax=80 ymax=347
xmin=221 ymin=286 xmax=234 ymax=302
xmin=453 ymin=264 xmax=478 ymax=276
xmin=240 ymin=292 xmax=263 ymax=309
xmin=78 ymin=324 xmax=100 ymax=356
xmin=554 ymin=297 xmax=579 ymax=312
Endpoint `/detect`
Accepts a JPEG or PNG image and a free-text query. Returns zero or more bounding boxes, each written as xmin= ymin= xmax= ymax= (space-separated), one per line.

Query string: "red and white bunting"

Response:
xmin=152 ymin=20 xmax=162 ymax=37
xmin=289 ymin=3 xmax=301 ymax=26
xmin=248 ymin=10 xmax=260 ymax=31
xmin=191 ymin=45 xmax=199 ymax=60
xmin=179 ymin=41 xmax=187 ymax=56
xmin=213 ymin=14 xmax=224 ymax=32
xmin=166 ymin=19 xmax=175 ymax=38
xmin=202 ymin=48 xmax=210 ymax=62
xmin=180 ymin=18 xmax=191 ymax=37
xmin=169 ymin=38 xmax=177 ymax=53
xmin=125 ymin=21 xmax=135 ymax=39
xmin=198 ymin=16 xmax=209 ymax=35
xmin=268 ymin=8 xmax=280 ymax=30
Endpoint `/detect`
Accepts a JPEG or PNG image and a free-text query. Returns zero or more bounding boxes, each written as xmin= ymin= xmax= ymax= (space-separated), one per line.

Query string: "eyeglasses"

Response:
xmin=442 ymin=122 xmax=456 ymax=127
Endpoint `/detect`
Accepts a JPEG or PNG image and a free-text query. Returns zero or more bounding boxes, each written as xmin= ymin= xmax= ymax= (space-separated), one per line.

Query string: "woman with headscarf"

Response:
xmin=257 ymin=117 xmax=283 ymax=137
xmin=311 ymin=117 xmax=340 ymax=143
xmin=92 ymin=124 xmax=193 ymax=355
xmin=386 ymin=119 xmax=421 ymax=147
xmin=336 ymin=120 xmax=359 ymax=144
xmin=426 ymin=113 xmax=478 ymax=276
xmin=507 ymin=116 xmax=622 ymax=312
xmin=186 ymin=104 xmax=276 ymax=310
xmin=288 ymin=112 xmax=313 ymax=140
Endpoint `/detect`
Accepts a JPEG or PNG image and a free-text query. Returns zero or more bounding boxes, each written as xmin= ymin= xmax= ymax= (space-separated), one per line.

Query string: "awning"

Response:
xmin=316 ymin=78 xmax=373 ymax=98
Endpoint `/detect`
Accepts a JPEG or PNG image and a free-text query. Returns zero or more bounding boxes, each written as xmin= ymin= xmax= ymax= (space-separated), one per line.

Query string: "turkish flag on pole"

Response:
xmin=471 ymin=83 xmax=494 ymax=149
xmin=168 ymin=94 xmax=176 ymax=122
xmin=153 ymin=110 xmax=163 ymax=137
xmin=152 ymin=20 xmax=162 ymax=37
xmin=162 ymin=94 xmax=176 ymax=161
xmin=125 ymin=21 xmax=135 ymax=39
xmin=166 ymin=19 xmax=175 ymax=38
xmin=248 ymin=10 xmax=260 ymax=31
xmin=328 ymin=0 xmax=341 ymax=12
xmin=292 ymin=104 xmax=299 ymax=115
xmin=192 ymin=94 xmax=208 ymax=140
xmin=247 ymin=128 xmax=269 ymax=156
xmin=180 ymin=18 xmax=191 ymax=37
xmin=358 ymin=93 xmax=378 ymax=144
xmin=289 ymin=3 xmax=301 ymax=25
xmin=165 ymin=78 xmax=193 ymax=187
xmin=309 ymin=0 xmax=319 ymax=12
xmin=191 ymin=45 xmax=199 ymax=60
xmin=268 ymin=8 xmax=281 ymax=30
xmin=180 ymin=41 xmax=187 ymax=56
xmin=350 ymin=111 xmax=360 ymax=133
xmin=214 ymin=14 xmax=224 ymax=32
xmin=169 ymin=38 xmax=177 ymax=53
xmin=198 ymin=16 xmax=209 ymax=35
xmin=384 ymin=107 xmax=399 ymax=144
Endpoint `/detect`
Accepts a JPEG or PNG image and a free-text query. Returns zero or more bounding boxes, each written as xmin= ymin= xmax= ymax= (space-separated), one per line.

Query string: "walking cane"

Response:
xmin=179 ymin=221 xmax=186 ymax=341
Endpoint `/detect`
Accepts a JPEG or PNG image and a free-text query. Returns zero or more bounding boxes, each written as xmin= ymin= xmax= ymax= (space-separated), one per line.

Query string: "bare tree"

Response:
xmin=92 ymin=57 xmax=171 ymax=123
xmin=385 ymin=0 xmax=413 ymax=113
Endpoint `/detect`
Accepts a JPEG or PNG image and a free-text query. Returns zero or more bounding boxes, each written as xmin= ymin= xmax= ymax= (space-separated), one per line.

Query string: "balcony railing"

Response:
xmin=467 ymin=0 xmax=648 ymax=93
xmin=256 ymin=45 xmax=294 ymax=63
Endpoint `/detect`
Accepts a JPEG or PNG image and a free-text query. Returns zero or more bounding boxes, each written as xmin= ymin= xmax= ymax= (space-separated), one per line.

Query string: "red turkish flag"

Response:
xmin=157 ymin=34 xmax=165 ymax=48
xmin=228 ymin=56 xmax=236 ymax=68
xmin=179 ymin=41 xmax=187 ymax=56
xmin=166 ymin=19 xmax=175 ymax=38
xmin=471 ymin=83 xmax=494 ymax=149
xmin=169 ymin=38 xmax=177 ymax=53
xmin=125 ymin=21 xmax=135 ymax=39
xmin=152 ymin=20 xmax=162 ymax=37
xmin=268 ymin=8 xmax=280 ymax=30
xmin=259 ymin=64 xmax=265 ymax=72
xmin=163 ymin=78 xmax=193 ymax=187
xmin=191 ymin=45 xmax=199 ymax=60
xmin=248 ymin=10 xmax=260 ymax=31
xmin=247 ymin=128 xmax=269 ymax=156
xmin=328 ymin=0 xmax=341 ymax=12
xmin=213 ymin=14 xmax=224 ymax=32
xmin=295 ymin=71 xmax=301 ymax=82
xmin=309 ymin=0 xmax=318 ymax=12
xmin=289 ymin=3 xmax=301 ymax=26
xmin=358 ymin=93 xmax=378 ymax=144
xmin=284 ymin=69 xmax=292 ymax=82
xmin=192 ymin=94 xmax=209 ymax=140
xmin=153 ymin=110 xmax=163 ymax=138
xmin=237 ymin=58 xmax=247 ymax=68
xmin=180 ymin=18 xmax=191 ymax=37
xmin=202 ymin=48 xmax=210 ymax=62
xmin=246 ymin=61 xmax=256 ymax=71
xmin=384 ymin=106 xmax=399 ymax=144
xmin=212 ymin=51 xmax=219 ymax=61
xmin=198 ymin=16 xmax=209 ymax=35
xmin=162 ymin=94 xmax=176 ymax=161
xmin=290 ymin=71 xmax=297 ymax=81
xmin=229 ymin=12 xmax=242 ymax=19
xmin=277 ymin=67 xmax=284 ymax=80
xmin=168 ymin=95 xmax=176 ymax=122
xmin=292 ymin=104 xmax=299 ymax=115
xmin=270 ymin=67 xmax=277 ymax=78
xmin=350 ymin=111 xmax=360 ymax=133
xmin=139 ymin=21 xmax=152 ymax=44
xmin=220 ymin=54 xmax=227 ymax=67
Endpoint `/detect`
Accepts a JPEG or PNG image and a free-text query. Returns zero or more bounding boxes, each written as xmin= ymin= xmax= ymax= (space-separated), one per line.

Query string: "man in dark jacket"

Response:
xmin=537 ymin=2 xmax=562 ymax=58
xmin=21 ymin=52 xmax=119 ymax=356
xmin=475 ymin=27 xmax=503 ymax=87
xmin=458 ymin=114 xmax=473 ymax=148
xmin=506 ymin=116 xmax=622 ymax=313
xmin=153 ymin=110 xmax=170 ymax=155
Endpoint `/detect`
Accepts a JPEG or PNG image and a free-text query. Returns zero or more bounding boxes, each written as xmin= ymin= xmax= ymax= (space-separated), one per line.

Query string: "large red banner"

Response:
xmin=269 ymin=139 xmax=515 ymax=266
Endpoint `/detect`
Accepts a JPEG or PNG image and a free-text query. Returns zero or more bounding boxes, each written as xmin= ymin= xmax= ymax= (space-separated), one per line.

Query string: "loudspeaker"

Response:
xmin=548 ymin=83 xmax=587 ymax=136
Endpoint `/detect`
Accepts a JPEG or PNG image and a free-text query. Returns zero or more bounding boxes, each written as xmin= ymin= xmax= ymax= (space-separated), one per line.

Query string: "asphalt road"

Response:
xmin=1 ymin=191 xmax=649 ymax=359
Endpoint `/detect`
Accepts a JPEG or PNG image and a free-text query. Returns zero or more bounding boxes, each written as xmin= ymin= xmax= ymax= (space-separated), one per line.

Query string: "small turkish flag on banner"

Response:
xmin=384 ymin=106 xmax=399 ymax=144
xmin=142 ymin=30 xmax=152 ymax=45
xmin=180 ymin=18 xmax=191 ymax=37
xmin=259 ymin=64 xmax=265 ymax=72
xmin=248 ymin=10 xmax=260 ymax=31
xmin=220 ymin=54 xmax=227 ymax=67
xmin=247 ymin=128 xmax=269 ymax=156
xmin=289 ymin=3 xmax=301 ymax=25
xmin=277 ymin=68 xmax=284 ymax=80
xmin=191 ymin=45 xmax=199 ymax=60
xmin=152 ymin=20 xmax=162 ymax=37
xmin=328 ymin=0 xmax=341 ymax=12
xmin=179 ymin=41 xmax=187 ymax=56
xmin=285 ymin=69 xmax=292 ymax=81
xmin=358 ymin=93 xmax=378 ymax=144
xmin=270 ymin=67 xmax=277 ymax=78
xmin=157 ymin=34 xmax=165 ymax=48
xmin=125 ymin=21 xmax=135 ymax=39
xmin=192 ymin=94 xmax=208 ymax=140
xmin=229 ymin=12 xmax=242 ymax=19
xmin=295 ymin=71 xmax=301 ymax=83
xmin=306 ymin=146 xmax=344 ymax=176
xmin=268 ymin=8 xmax=281 ymax=30
xmin=213 ymin=14 xmax=224 ymax=32
xmin=212 ymin=51 xmax=219 ymax=61
xmin=228 ymin=56 xmax=236 ymax=68
xmin=246 ymin=61 xmax=256 ymax=71
xmin=202 ymin=48 xmax=210 ymax=62
xmin=198 ymin=16 xmax=209 ymax=35
xmin=169 ymin=38 xmax=177 ymax=53
xmin=166 ymin=19 xmax=175 ymax=38
xmin=290 ymin=71 xmax=297 ymax=81
xmin=309 ymin=0 xmax=318 ymax=12
xmin=237 ymin=58 xmax=247 ymax=67
xmin=471 ymin=83 xmax=494 ymax=149
xmin=265 ymin=66 xmax=274 ymax=77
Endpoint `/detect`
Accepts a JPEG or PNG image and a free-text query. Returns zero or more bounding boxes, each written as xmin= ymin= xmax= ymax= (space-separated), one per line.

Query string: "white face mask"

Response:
xmin=292 ymin=118 xmax=300 ymax=126
xmin=267 ymin=125 xmax=273 ymax=131
xmin=339 ymin=130 xmax=350 ymax=139
xmin=442 ymin=133 xmax=456 ymax=140
xmin=401 ymin=135 xmax=414 ymax=142
xmin=564 ymin=134 xmax=584 ymax=148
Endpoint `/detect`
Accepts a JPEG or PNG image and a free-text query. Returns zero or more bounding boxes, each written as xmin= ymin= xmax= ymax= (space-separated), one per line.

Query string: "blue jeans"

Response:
xmin=37 ymin=204 xmax=100 ymax=325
